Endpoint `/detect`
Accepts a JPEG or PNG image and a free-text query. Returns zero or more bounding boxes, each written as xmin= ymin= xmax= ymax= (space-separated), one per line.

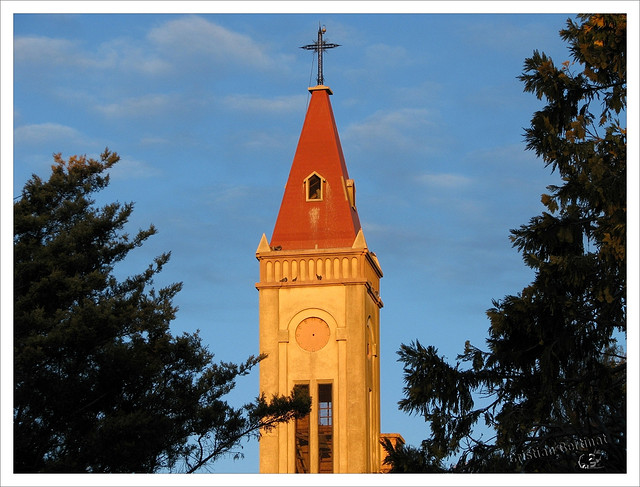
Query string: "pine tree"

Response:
xmin=386 ymin=14 xmax=626 ymax=473
xmin=14 ymin=149 xmax=310 ymax=473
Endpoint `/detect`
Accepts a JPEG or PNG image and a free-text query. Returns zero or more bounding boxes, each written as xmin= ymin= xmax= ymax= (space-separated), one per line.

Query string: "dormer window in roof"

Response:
xmin=305 ymin=172 xmax=324 ymax=201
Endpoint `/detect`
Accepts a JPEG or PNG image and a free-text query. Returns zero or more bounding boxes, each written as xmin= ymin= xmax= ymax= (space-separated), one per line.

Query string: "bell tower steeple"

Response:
xmin=256 ymin=27 xmax=389 ymax=473
xmin=270 ymin=85 xmax=361 ymax=251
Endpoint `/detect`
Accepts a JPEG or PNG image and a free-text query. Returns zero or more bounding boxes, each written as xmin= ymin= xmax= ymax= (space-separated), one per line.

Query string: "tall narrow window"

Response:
xmin=307 ymin=174 xmax=322 ymax=200
xmin=317 ymin=383 xmax=333 ymax=473
xmin=294 ymin=384 xmax=310 ymax=473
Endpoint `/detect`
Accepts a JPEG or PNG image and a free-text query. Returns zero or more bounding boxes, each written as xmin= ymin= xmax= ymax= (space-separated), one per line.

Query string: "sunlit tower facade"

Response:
xmin=255 ymin=26 xmax=399 ymax=473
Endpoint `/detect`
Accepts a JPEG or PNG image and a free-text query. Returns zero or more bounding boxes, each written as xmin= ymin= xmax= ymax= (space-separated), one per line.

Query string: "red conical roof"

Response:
xmin=270 ymin=86 xmax=361 ymax=250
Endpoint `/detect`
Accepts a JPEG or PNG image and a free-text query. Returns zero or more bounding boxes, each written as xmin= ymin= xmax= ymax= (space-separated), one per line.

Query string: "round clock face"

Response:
xmin=295 ymin=317 xmax=330 ymax=352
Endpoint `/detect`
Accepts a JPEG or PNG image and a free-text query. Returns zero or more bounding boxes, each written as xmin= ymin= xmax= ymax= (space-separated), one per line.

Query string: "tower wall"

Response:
xmin=257 ymin=245 xmax=382 ymax=473
xmin=256 ymin=81 xmax=391 ymax=473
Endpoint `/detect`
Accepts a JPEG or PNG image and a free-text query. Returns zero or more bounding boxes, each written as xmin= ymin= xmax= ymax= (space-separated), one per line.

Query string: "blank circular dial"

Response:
xmin=295 ymin=317 xmax=330 ymax=352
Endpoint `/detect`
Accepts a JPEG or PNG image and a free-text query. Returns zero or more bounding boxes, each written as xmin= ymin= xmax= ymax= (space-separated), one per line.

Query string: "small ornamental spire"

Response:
xmin=301 ymin=24 xmax=340 ymax=86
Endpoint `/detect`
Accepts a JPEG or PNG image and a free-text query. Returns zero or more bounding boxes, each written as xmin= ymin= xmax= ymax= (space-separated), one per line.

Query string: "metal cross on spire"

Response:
xmin=300 ymin=24 xmax=340 ymax=86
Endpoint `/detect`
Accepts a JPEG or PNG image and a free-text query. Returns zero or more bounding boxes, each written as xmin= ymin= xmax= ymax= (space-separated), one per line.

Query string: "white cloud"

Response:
xmin=240 ymin=131 xmax=291 ymax=151
xmin=147 ymin=16 xmax=276 ymax=70
xmin=14 ymin=122 xmax=90 ymax=146
xmin=394 ymin=80 xmax=445 ymax=106
xmin=417 ymin=172 xmax=472 ymax=188
xmin=95 ymin=93 xmax=175 ymax=118
xmin=14 ymin=36 xmax=78 ymax=65
xmin=361 ymin=221 xmax=399 ymax=237
xmin=462 ymin=18 xmax=565 ymax=57
xmin=109 ymin=157 xmax=163 ymax=180
xmin=372 ymin=108 xmax=431 ymax=128
xmin=139 ymin=136 xmax=170 ymax=146
xmin=14 ymin=35 xmax=115 ymax=70
xmin=221 ymin=94 xmax=306 ymax=114
xmin=210 ymin=184 xmax=252 ymax=204
xmin=102 ymin=37 xmax=170 ymax=75
xmin=343 ymin=108 xmax=435 ymax=154
xmin=15 ymin=16 xmax=275 ymax=78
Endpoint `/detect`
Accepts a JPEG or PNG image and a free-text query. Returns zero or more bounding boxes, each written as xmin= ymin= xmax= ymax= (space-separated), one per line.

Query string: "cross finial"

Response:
xmin=300 ymin=24 xmax=340 ymax=86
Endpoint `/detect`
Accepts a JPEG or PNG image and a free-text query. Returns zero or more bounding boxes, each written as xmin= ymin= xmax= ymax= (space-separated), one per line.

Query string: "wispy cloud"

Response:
xmin=15 ymin=16 xmax=280 ymax=78
xmin=147 ymin=16 xmax=277 ymax=71
xmin=208 ymin=184 xmax=252 ymax=205
xmin=14 ymin=122 xmax=92 ymax=147
xmin=103 ymin=37 xmax=171 ymax=75
xmin=343 ymin=108 xmax=435 ymax=154
xmin=94 ymin=93 xmax=176 ymax=118
xmin=14 ymin=34 xmax=169 ymax=78
xmin=139 ymin=136 xmax=170 ymax=146
xmin=240 ymin=131 xmax=292 ymax=151
xmin=13 ymin=123 xmax=102 ymax=186
xmin=109 ymin=156 xmax=163 ymax=180
xmin=461 ymin=17 xmax=565 ymax=57
xmin=221 ymin=94 xmax=306 ymax=114
xmin=417 ymin=172 xmax=472 ymax=188
xmin=14 ymin=36 xmax=114 ymax=69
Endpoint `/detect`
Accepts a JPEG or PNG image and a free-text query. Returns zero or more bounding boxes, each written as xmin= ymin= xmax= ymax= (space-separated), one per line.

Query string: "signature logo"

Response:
xmin=578 ymin=450 xmax=605 ymax=470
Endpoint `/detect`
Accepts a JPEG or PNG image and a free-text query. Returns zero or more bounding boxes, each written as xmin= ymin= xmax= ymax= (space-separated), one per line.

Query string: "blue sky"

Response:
xmin=3 ymin=1 xmax=639 ymax=484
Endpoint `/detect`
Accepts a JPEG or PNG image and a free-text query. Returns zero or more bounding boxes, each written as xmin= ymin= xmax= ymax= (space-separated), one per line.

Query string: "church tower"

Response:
xmin=256 ymin=27 xmax=385 ymax=474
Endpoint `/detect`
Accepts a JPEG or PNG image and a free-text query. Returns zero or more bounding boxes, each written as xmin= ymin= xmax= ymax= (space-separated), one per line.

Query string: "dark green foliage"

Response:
xmin=14 ymin=150 xmax=311 ymax=473
xmin=385 ymin=14 xmax=626 ymax=473
xmin=381 ymin=436 xmax=444 ymax=473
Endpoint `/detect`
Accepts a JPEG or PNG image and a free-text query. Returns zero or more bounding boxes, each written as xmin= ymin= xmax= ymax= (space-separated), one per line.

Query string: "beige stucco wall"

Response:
xmin=257 ymin=240 xmax=382 ymax=473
